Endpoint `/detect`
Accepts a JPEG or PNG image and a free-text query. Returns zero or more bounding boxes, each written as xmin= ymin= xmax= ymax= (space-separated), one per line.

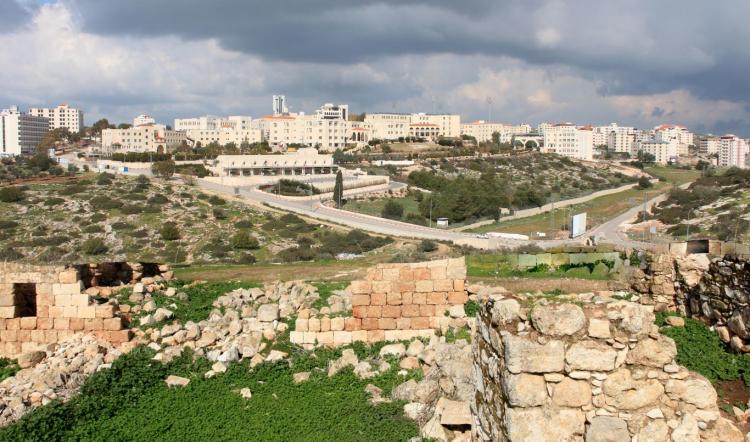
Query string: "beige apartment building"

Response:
xmin=29 ymin=104 xmax=83 ymax=133
xmin=637 ymin=139 xmax=678 ymax=164
xmin=541 ymin=123 xmax=594 ymax=161
xmin=101 ymin=124 xmax=186 ymax=152
xmin=460 ymin=121 xmax=531 ymax=143
xmin=718 ymin=135 xmax=749 ymax=169
xmin=365 ymin=112 xmax=461 ymax=140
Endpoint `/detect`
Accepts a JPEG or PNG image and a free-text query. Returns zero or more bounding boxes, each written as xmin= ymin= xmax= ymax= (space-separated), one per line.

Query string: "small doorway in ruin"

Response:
xmin=13 ymin=283 xmax=37 ymax=317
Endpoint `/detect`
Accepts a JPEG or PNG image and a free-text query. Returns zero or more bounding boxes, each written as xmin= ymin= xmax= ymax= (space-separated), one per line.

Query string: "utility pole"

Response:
xmin=429 ymin=195 xmax=433 ymax=229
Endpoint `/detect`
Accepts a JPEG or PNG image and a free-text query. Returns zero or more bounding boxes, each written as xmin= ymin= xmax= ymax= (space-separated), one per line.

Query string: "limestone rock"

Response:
xmin=379 ymin=343 xmax=406 ymax=358
xmin=257 ymin=304 xmax=279 ymax=322
xmin=588 ymin=318 xmax=611 ymax=339
xmin=626 ymin=336 xmax=677 ymax=368
xmin=531 ymin=304 xmax=586 ymax=336
xmin=586 ymin=416 xmax=630 ymax=442
xmin=491 ymin=299 xmax=520 ymax=325
xmin=503 ymin=334 xmax=564 ymax=374
xmin=670 ymin=413 xmax=699 ymax=442
xmin=638 ymin=419 xmax=669 ymax=442
xmin=504 ymin=407 xmax=584 ymax=442
xmin=551 ymin=377 xmax=591 ymax=407
xmin=293 ymin=372 xmax=311 ymax=384
xmin=665 ymin=376 xmax=717 ymax=410
xmin=165 ymin=375 xmax=190 ymax=387
xmin=437 ymin=398 xmax=471 ymax=426
xmin=602 ymin=368 xmax=664 ymax=410
xmin=392 ymin=379 xmax=439 ymax=404
xmin=239 ymin=388 xmax=252 ymax=399
xmin=566 ymin=341 xmax=617 ymax=372
xmin=502 ymin=373 xmax=547 ymax=408
xmin=17 ymin=351 xmax=46 ymax=369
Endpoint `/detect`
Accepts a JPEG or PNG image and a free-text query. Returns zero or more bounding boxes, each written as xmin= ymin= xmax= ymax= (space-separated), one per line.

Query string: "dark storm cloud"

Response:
xmin=0 ymin=0 xmax=32 ymax=32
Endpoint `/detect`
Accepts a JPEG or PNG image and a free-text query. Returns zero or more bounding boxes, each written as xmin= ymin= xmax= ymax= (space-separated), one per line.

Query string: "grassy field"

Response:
xmin=344 ymin=194 xmax=422 ymax=220
xmin=0 ymin=345 xmax=420 ymax=441
xmin=645 ymin=165 xmax=701 ymax=186
xmin=466 ymin=255 xmax=615 ymax=280
xmin=468 ymin=183 xmax=669 ymax=236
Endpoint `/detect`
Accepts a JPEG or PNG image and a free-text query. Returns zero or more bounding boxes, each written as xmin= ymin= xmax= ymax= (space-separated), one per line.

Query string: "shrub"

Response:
xmin=160 ymin=222 xmax=181 ymax=241
xmin=135 ymin=175 xmax=150 ymax=185
xmin=234 ymin=220 xmax=253 ymax=229
xmin=0 ymin=187 xmax=24 ymax=203
xmin=381 ymin=200 xmax=404 ymax=220
xmin=83 ymin=225 xmax=104 ymax=234
xmin=82 ymin=237 xmax=108 ymax=255
xmin=43 ymin=197 xmax=65 ymax=207
xmin=235 ymin=253 xmax=257 ymax=264
xmin=419 ymin=240 xmax=438 ymax=253
xmin=638 ymin=176 xmax=653 ymax=189
xmin=0 ymin=220 xmax=18 ymax=229
xmin=148 ymin=194 xmax=169 ymax=205
xmin=231 ymin=231 xmax=259 ymax=249
xmin=111 ymin=222 xmax=134 ymax=231
xmin=208 ymin=195 xmax=226 ymax=206
xmin=89 ymin=195 xmax=123 ymax=210
xmin=213 ymin=208 xmax=227 ymax=220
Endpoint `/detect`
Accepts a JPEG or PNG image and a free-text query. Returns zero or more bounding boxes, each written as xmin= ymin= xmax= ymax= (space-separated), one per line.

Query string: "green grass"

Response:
xmin=312 ymin=281 xmax=351 ymax=310
xmin=656 ymin=312 xmax=750 ymax=385
xmin=466 ymin=255 xmax=613 ymax=280
xmin=0 ymin=358 xmax=19 ymax=382
xmin=344 ymin=194 xmax=422 ymax=220
xmin=0 ymin=345 xmax=420 ymax=441
xmin=469 ymin=184 xmax=669 ymax=235
xmin=645 ymin=165 xmax=701 ymax=186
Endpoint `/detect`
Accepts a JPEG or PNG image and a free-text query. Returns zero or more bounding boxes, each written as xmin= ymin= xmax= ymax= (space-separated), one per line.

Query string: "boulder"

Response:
xmin=293 ymin=372 xmax=311 ymax=384
xmin=392 ymin=379 xmax=440 ymax=404
xmin=670 ymin=413 xmax=700 ymax=442
xmin=153 ymin=308 xmax=174 ymax=322
xmin=490 ymin=299 xmax=520 ymax=325
xmin=665 ymin=376 xmax=717 ymax=410
xmin=637 ymin=419 xmax=669 ymax=442
xmin=257 ymin=304 xmax=280 ymax=322
xmin=17 ymin=351 xmax=46 ymax=369
xmin=379 ymin=343 xmax=406 ymax=358
xmin=165 ymin=375 xmax=190 ymax=387
xmin=551 ymin=378 xmax=591 ymax=407
xmin=602 ymin=368 xmax=664 ymax=410
xmin=505 ymin=407 xmax=584 ymax=442
xmin=626 ymin=336 xmax=677 ymax=368
xmin=437 ymin=398 xmax=471 ymax=426
xmin=531 ymin=304 xmax=586 ymax=336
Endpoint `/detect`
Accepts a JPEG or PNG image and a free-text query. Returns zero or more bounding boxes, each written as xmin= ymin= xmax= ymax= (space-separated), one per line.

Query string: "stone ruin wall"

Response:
xmin=291 ymin=257 xmax=468 ymax=346
xmin=632 ymin=252 xmax=750 ymax=352
xmin=0 ymin=262 xmax=170 ymax=358
xmin=472 ymin=296 xmax=744 ymax=442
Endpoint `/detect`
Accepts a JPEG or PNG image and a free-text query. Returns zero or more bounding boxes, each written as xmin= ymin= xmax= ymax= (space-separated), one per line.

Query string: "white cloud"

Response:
xmin=535 ymin=28 xmax=560 ymax=49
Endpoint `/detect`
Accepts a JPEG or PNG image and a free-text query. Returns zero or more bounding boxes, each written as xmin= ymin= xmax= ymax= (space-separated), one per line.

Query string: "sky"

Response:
xmin=0 ymin=0 xmax=748 ymax=135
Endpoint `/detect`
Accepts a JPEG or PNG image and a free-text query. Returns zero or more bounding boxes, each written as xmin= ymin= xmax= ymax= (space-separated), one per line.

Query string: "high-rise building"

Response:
xmin=718 ymin=135 xmax=749 ymax=169
xmin=272 ymin=95 xmax=288 ymax=116
xmin=0 ymin=106 xmax=50 ymax=156
xmin=541 ymin=123 xmax=594 ymax=161
xmin=29 ymin=104 xmax=83 ymax=133
xmin=698 ymin=136 xmax=720 ymax=156
xmin=133 ymin=114 xmax=156 ymax=127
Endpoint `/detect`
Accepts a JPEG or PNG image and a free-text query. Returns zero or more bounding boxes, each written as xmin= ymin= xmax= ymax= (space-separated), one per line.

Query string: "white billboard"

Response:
xmin=570 ymin=212 xmax=587 ymax=238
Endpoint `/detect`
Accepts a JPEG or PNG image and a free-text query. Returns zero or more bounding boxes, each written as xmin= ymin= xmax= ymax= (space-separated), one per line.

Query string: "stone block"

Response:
xmin=352 ymin=306 xmax=366 ymax=318
xmin=382 ymin=305 xmax=401 ymax=318
xmin=53 ymin=318 xmax=69 ymax=330
xmin=44 ymin=330 xmax=57 ymax=343
xmin=36 ymin=293 xmax=54 ymax=306
xmin=48 ymin=306 xmax=64 ymax=318
xmin=330 ymin=317 xmax=345 ymax=331
xmin=295 ymin=319 xmax=309 ymax=332
xmin=95 ymin=304 xmax=116 ymax=319
xmin=84 ymin=318 xmax=103 ymax=331
xmin=366 ymin=330 xmax=385 ymax=343
xmin=30 ymin=330 xmax=45 ymax=343
xmin=503 ymin=373 xmax=547 ymax=407
xmin=552 ymin=378 xmax=592 ymax=407
xmin=0 ymin=330 xmax=17 ymax=342
xmin=103 ymin=317 xmax=123 ymax=330
xmin=0 ymin=284 xmax=12 ymax=296
xmin=0 ymin=306 xmax=17 ymax=319
xmin=588 ymin=318 xmax=611 ymax=339
xmin=419 ymin=305 xmax=435 ymax=316
xmin=290 ymin=331 xmax=304 ymax=344
xmin=69 ymin=318 xmax=85 ymax=331
xmin=302 ymin=332 xmax=317 ymax=344
xmin=411 ymin=317 xmax=430 ymax=329
xmin=35 ymin=284 xmax=52 ymax=296
xmin=333 ymin=331 xmax=352 ymax=345
xmin=317 ymin=331 xmax=334 ymax=345
xmin=58 ymin=269 xmax=79 ymax=284
xmin=415 ymin=280 xmax=433 ymax=293
xmin=531 ymin=303 xmax=586 ymax=336
xmin=566 ymin=341 xmax=618 ymax=371
xmin=370 ymin=292 xmax=386 ymax=306
xmin=399 ymin=268 xmax=414 ymax=281
xmin=52 ymin=282 xmax=82 ymax=296
xmin=362 ymin=318 xmax=379 ymax=330
xmin=36 ymin=305 xmax=48 ymax=318
xmin=109 ymin=330 xmax=132 ymax=344
xmin=365 ymin=306 xmax=382 ymax=318
xmin=70 ymin=294 xmax=90 ymax=307
xmin=63 ymin=306 xmax=77 ymax=318
xmin=19 ymin=317 xmax=36 ymax=330
xmin=430 ymin=267 xmax=447 ymax=280
xmin=382 ymin=268 xmax=400 ymax=281
xmin=37 ymin=318 xmax=53 ymax=330
xmin=351 ymin=294 xmax=371 ymax=306
xmin=453 ymin=279 xmax=465 ymax=291
xmin=386 ymin=292 xmax=402 ymax=306
xmin=433 ymin=279 xmax=453 ymax=292
xmin=447 ymin=291 xmax=468 ymax=304
xmin=320 ymin=317 xmax=331 ymax=332
xmin=344 ymin=318 xmax=361 ymax=331
xmin=366 ymin=269 xmax=382 ymax=281
xmin=413 ymin=268 xmax=431 ymax=280
xmin=402 ymin=304 xmax=420 ymax=317
xmin=372 ymin=280 xmax=393 ymax=294
xmin=308 ymin=318 xmax=321 ymax=332
xmin=401 ymin=292 xmax=413 ymax=304
xmin=78 ymin=306 xmax=96 ymax=319
xmin=351 ymin=330 xmax=367 ymax=342
xmin=378 ymin=318 xmax=397 ymax=330
xmin=398 ymin=281 xmax=415 ymax=292
xmin=396 ymin=318 xmax=411 ymax=329
xmin=412 ymin=292 xmax=427 ymax=304
xmin=350 ymin=280 xmax=371 ymax=294
xmin=503 ymin=334 xmax=565 ymax=374
xmin=6 ymin=318 xmax=19 ymax=330
xmin=54 ymin=294 xmax=71 ymax=307
xmin=427 ymin=292 xmax=446 ymax=304
xmin=0 ymin=319 xmax=4 ymax=330
xmin=0 ymin=295 xmax=15 ymax=307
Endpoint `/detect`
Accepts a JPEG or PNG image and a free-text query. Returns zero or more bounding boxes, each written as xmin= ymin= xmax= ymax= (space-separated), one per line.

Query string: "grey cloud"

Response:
xmin=0 ymin=1 xmax=32 ymax=32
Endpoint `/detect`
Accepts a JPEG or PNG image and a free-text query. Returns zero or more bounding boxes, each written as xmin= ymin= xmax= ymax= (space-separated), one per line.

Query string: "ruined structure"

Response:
xmin=0 ymin=262 xmax=168 ymax=357
xmin=473 ymin=297 xmax=744 ymax=441
xmin=291 ymin=258 xmax=468 ymax=346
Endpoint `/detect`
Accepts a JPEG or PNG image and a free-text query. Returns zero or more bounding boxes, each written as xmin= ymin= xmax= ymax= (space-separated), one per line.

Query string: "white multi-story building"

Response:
xmin=315 ymin=103 xmax=348 ymax=121
xmin=637 ymin=139 xmax=678 ymax=165
xmin=654 ymin=124 xmax=693 ymax=156
xmin=541 ymin=123 xmax=594 ymax=161
xmin=537 ymin=123 xmax=553 ymax=136
xmin=718 ymin=135 xmax=749 ymax=169
xmin=133 ymin=114 xmax=156 ymax=127
xmin=698 ymin=136 xmax=720 ymax=156
xmin=185 ymin=128 xmax=262 ymax=147
xmin=364 ymin=113 xmax=411 ymax=140
xmin=212 ymin=148 xmax=337 ymax=178
xmin=460 ymin=121 xmax=531 ymax=143
xmin=102 ymin=124 xmax=186 ymax=152
xmin=272 ymin=95 xmax=288 ymax=116
xmin=410 ymin=113 xmax=460 ymax=138
xmin=29 ymin=104 xmax=83 ymax=133
xmin=605 ymin=124 xmax=637 ymax=154
xmin=592 ymin=126 xmax=609 ymax=147
xmin=0 ymin=106 xmax=49 ymax=156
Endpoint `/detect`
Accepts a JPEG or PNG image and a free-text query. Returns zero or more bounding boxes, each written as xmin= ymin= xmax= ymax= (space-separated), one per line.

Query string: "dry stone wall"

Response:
xmin=473 ymin=296 xmax=744 ymax=442
xmin=0 ymin=262 xmax=167 ymax=357
xmin=290 ymin=258 xmax=468 ymax=346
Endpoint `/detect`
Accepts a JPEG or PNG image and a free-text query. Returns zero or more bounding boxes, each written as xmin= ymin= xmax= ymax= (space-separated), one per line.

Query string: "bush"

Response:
xmin=89 ymin=195 xmax=123 ymax=210
xmin=0 ymin=187 xmax=24 ymax=203
xmin=160 ymin=222 xmax=181 ymax=241
xmin=638 ymin=176 xmax=653 ymax=189
xmin=381 ymin=200 xmax=404 ymax=220
xmin=148 ymin=194 xmax=170 ymax=205
xmin=208 ymin=195 xmax=226 ymax=206
xmin=82 ymin=237 xmax=108 ymax=255
xmin=0 ymin=220 xmax=19 ymax=229
xmin=43 ymin=197 xmax=65 ymax=207
xmin=213 ymin=208 xmax=227 ymax=220
xmin=419 ymin=240 xmax=438 ymax=253
xmin=235 ymin=253 xmax=257 ymax=264
xmin=234 ymin=220 xmax=253 ymax=229
xmin=231 ymin=230 xmax=259 ymax=249
xmin=135 ymin=175 xmax=150 ymax=185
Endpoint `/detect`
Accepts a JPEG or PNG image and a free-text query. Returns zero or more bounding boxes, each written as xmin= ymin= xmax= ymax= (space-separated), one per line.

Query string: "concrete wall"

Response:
xmin=507 ymin=252 xmax=623 ymax=270
xmin=290 ymin=258 xmax=468 ymax=346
